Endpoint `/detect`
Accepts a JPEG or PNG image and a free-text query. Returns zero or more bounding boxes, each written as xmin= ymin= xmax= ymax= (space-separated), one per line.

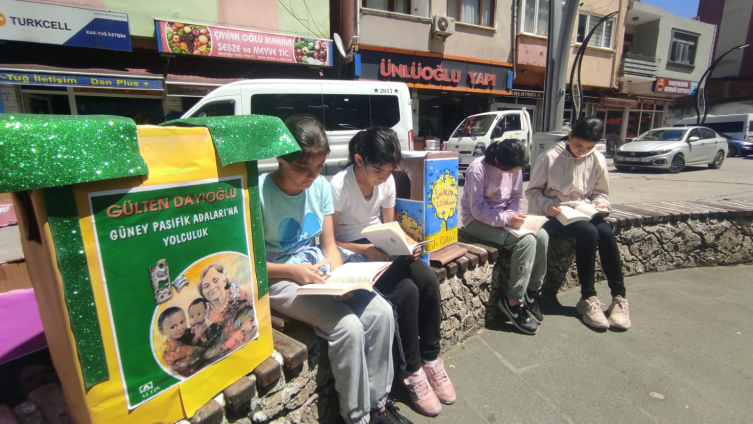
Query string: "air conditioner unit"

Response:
xmin=432 ymin=15 xmax=455 ymax=37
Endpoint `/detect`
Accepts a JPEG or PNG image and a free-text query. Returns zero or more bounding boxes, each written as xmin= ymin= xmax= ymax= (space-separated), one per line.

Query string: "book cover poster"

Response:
xmin=88 ymin=176 xmax=259 ymax=409
xmin=395 ymin=199 xmax=429 ymax=264
xmin=424 ymin=158 xmax=459 ymax=251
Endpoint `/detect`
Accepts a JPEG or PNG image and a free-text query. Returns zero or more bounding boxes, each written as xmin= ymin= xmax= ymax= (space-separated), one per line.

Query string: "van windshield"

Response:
xmin=451 ymin=115 xmax=496 ymax=139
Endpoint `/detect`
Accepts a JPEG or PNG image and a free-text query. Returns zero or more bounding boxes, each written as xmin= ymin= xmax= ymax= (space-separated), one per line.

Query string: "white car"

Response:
xmin=614 ymin=126 xmax=728 ymax=173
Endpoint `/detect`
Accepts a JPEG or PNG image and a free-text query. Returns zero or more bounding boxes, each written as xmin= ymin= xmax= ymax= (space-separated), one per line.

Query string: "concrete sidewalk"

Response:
xmin=393 ymin=265 xmax=753 ymax=424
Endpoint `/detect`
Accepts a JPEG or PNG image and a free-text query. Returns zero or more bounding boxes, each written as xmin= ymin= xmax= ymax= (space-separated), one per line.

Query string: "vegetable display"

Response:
xmin=165 ymin=22 xmax=212 ymax=56
xmin=294 ymin=37 xmax=329 ymax=65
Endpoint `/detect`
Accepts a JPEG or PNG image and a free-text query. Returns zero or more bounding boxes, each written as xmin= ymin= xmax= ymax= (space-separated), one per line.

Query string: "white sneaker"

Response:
xmin=575 ymin=296 xmax=609 ymax=329
xmin=607 ymin=296 xmax=631 ymax=330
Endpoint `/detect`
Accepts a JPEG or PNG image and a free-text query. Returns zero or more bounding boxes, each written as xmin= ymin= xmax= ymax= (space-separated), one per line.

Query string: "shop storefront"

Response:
xmin=351 ymin=46 xmax=513 ymax=141
xmin=1 ymin=68 xmax=165 ymax=122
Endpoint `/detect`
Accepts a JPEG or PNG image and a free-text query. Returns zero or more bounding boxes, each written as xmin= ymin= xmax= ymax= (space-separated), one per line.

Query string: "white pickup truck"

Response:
xmin=445 ymin=110 xmax=534 ymax=178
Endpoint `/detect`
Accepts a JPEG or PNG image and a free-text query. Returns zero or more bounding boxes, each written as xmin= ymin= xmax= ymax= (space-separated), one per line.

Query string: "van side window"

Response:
xmin=323 ymin=94 xmax=371 ymax=130
xmin=191 ymin=100 xmax=235 ymax=117
xmin=503 ymin=115 xmax=522 ymax=131
xmin=369 ymin=95 xmax=400 ymax=128
xmin=251 ymin=94 xmax=325 ymax=123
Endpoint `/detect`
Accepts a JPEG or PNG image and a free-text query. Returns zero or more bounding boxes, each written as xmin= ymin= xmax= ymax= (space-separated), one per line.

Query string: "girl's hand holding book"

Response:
xmin=289 ymin=263 xmax=328 ymax=285
xmin=547 ymin=205 xmax=562 ymax=217
xmin=510 ymin=213 xmax=527 ymax=229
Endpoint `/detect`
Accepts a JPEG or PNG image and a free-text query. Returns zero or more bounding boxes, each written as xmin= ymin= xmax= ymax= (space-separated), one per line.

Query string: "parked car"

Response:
xmin=445 ymin=110 xmax=533 ymax=178
xmin=614 ymin=127 xmax=728 ymax=173
xmin=720 ymin=132 xmax=753 ymax=157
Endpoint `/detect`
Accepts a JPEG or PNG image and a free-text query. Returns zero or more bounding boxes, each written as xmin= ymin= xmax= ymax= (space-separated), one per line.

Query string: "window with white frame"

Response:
xmin=362 ymin=0 xmax=411 ymax=15
xmin=447 ymin=0 xmax=495 ymax=27
xmin=669 ymin=30 xmax=698 ymax=66
xmin=521 ymin=0 xmax=550 ymax=36
xmin=576 ymin=13 xmax=615 ymax=49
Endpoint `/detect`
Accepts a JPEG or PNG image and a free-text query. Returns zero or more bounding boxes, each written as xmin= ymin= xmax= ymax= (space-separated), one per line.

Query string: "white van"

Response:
xmin=674 ymin=114 xmax=753 ymax=140
xmin=182 ymin=79 xmax=414 ymax=174
xmin=445 ymin=110 xmax=534 ymax=177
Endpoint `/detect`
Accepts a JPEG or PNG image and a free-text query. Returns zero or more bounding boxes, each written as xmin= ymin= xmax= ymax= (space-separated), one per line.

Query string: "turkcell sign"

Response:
xmin=0 ymin=0 xmax=131 ymax=52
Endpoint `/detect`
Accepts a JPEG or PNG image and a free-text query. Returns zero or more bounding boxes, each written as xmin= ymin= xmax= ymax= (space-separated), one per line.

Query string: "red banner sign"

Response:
xmin=653 ymin=77 xmax=693 ymax=94
xmin=155 ymin=20 xmax=332 ymax=67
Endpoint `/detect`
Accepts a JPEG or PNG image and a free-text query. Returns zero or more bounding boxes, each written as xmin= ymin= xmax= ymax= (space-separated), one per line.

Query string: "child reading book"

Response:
xmin=330 ymin=127 xmax=455 ymax=417
xmin=526 ymin=117 xmax=631 ymax=331
xmin=460 ymin=138 xmax=549 ymax=335
xmin=260 ymin=115 xmax=408 ymax=424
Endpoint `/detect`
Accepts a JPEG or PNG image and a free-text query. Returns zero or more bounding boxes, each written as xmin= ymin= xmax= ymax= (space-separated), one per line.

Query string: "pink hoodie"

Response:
xmin=460 ymin=156 xmax=523 ymax=228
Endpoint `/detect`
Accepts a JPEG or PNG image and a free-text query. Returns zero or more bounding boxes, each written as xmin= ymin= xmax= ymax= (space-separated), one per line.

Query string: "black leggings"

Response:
xmin=374 ymin=256 xmax=441 ymax=374
xmin=543 ymin=216 xmax=626 ymax=299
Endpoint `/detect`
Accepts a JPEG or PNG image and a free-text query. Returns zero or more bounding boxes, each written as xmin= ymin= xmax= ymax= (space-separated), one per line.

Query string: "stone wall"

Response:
xmin=6 ymin=202 xmax=751 ymax=424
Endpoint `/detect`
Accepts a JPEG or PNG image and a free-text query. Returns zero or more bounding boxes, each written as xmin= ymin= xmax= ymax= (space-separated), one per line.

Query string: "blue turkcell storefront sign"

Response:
xmin=0 ymin=71 xmax=163 ymax=90
xmin=0 ymin=1 xmax=132 ymax=52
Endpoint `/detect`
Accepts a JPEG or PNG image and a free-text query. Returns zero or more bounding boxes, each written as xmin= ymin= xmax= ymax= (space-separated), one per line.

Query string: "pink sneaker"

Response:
xmin=402 ymin=367 xmax=442 ymax=416
xmin=422 ymin=358 xmax=457 ymax=404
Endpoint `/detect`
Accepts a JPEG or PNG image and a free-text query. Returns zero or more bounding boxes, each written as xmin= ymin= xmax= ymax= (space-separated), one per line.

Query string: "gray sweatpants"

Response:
xmin=269 ymin=280 xmax=395 ymax=424
xmin=464 ymin=220 xmax=549 ymax=303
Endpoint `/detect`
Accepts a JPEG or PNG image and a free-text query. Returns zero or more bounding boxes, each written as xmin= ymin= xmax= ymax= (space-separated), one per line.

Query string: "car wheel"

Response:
xmin=615 ymin=165 xmax=632 ymax=172
xmin=727 ymin=146 xmax=737 ymax=157
xmin=709 ymin=151 xmax=725 ymax=169
xmin=669 ymin=154 xmax=685 ymax=173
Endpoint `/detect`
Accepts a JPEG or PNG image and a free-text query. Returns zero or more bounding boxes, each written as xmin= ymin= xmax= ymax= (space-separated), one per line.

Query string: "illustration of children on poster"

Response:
xmin=89 ymin=176 xmax=260 ymax=408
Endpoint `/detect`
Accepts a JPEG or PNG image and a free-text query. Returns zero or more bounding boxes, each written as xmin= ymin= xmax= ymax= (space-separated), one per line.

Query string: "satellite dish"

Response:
xmin=333 ymin=33 xmax=347 ymax=58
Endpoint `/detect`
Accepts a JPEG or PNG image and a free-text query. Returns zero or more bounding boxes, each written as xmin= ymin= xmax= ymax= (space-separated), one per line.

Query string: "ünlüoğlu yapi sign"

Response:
xmin=379 ymin=59 xmax=498 ymax=88
xmin=357 ymin=47 xmax=512 ymax=94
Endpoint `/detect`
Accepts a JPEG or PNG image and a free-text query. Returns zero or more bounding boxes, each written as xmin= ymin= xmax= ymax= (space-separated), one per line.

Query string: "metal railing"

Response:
xmin=620 ymin=53 xmax=660 ymax=79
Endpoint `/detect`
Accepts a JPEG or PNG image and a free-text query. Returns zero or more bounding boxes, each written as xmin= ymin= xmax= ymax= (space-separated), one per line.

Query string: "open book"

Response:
xmin=295 ymin=262 xmax=391 ymax=296
xmin=360 ymin=221 xmax=429 ymax=256
xmin=504 ymin=215 xmax=549 ymax=237
xmin=556 ymin=203 xmax=608 ymax=226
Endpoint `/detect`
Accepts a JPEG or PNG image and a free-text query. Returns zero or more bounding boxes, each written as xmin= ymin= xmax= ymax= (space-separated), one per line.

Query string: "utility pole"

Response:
xmin=542 ymin=0 xmax=581 ymax=132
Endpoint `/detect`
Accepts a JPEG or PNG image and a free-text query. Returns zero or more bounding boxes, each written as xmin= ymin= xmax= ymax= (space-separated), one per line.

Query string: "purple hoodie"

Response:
xmin=460 ymin=156 xmax=523 ymax=228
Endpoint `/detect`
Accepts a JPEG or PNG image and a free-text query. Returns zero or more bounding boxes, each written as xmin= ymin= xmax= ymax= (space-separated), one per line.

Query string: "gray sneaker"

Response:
xmin=607 ymin=296 xmax=631 ymax=330
xmin=575 ymin=296 xmax=609 ymax=329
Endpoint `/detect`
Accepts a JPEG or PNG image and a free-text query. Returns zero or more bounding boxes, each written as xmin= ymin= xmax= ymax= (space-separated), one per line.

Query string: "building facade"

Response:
xmin=0 ymin=0 xmax=332 ymax=120
xmin=611 ymin=0 xmax=715 ymax=136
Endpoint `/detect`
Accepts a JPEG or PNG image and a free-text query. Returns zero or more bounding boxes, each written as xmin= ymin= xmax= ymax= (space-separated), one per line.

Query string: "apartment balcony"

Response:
xmin=619 ymin=53 xmax=659 ymax=81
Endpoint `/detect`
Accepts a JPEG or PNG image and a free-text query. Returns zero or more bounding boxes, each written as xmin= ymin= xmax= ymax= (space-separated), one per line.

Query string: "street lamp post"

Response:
xmin=695 ymin=44 xmax=749 ymax=125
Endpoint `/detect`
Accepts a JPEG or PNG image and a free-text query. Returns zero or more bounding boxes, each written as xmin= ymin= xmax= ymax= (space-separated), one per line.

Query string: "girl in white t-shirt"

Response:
xmin=331 ymin=128 xmax=456 ymax=417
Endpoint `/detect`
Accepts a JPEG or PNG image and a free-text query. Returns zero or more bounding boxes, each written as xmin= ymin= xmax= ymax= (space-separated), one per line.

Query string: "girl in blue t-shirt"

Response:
xmin=330 ymin=128 xmax=456 ymax=417
xmin=259 ymin=115 xmax=408 ymax=424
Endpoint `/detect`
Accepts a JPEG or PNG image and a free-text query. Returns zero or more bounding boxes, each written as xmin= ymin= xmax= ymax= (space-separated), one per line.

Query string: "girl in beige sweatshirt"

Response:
xmin=526 ymin=118 xmax=631 ymax=331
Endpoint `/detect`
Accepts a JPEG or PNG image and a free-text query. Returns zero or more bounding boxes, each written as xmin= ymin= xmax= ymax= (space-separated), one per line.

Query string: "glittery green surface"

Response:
xmin=44 ymin=186 xmax=109 ymax=388
xmin=246 ymin=162 xmax=269 ymax=298
xmin=161 ymin=115 xmax=301 ymax=166
xmin=0 ymin=114 xmax=147 ymax=193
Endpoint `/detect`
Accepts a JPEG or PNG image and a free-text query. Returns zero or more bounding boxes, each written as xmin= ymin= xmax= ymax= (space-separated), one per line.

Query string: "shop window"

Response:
xmin=22 ymin=93 xmax=71 ymax=115
xmin=605 ymin=110 xmax=622 ymax=138
xmin=75 ymin=96 xmax=165 ymax=124
xmin=653 ymin=111 xmax=664 ymax=129
xmin=669 ymin=30 xmax=698 ymax=66
xmin=190 ymin=100 xmax=236 ymax=118
xmin=322 ymin=95 xmax=371 ymax=131
xmin=448 ymin=0 xmax=495 ymax=27
xmin=576 ymin=13 xmax=615 ymax=49
xmin=369 ymin=95 xmax=401 ymax=128
xmin=251 ymin=94 xmax=325 ymax=124
xmin=363 ymin=0 xmax=411 ymax=15
xmin=626 ymin=109 xmax=640 ymax=139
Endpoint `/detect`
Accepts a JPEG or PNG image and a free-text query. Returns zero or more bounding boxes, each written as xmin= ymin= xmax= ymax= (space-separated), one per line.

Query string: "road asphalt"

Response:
xmin=393 ymin=265 xmax=753 ymax=424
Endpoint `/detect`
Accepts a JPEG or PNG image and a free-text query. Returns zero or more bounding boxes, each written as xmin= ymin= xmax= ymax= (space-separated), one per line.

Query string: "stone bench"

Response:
xmin=175 ymin=200 xmax=753 ymax=424
xmin=8 ymin=201 xmax=749 ymax=424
